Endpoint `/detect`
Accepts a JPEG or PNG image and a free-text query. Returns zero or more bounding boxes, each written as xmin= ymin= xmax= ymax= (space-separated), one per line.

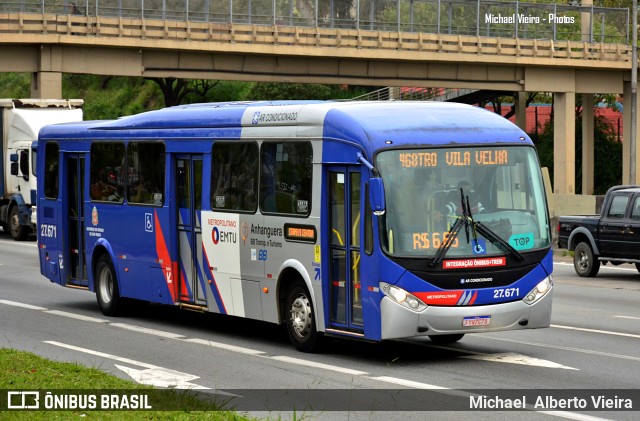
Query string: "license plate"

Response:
xmin=463 ymin=315 xmax=491 ymax=327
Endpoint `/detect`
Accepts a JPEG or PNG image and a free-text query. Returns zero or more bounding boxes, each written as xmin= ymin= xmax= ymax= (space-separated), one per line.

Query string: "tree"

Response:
xmin=147 ymin=78 xmax=221 ymax=107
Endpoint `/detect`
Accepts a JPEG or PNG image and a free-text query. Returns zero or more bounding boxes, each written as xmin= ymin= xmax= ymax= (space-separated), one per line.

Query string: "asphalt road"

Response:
xmin=1 ymin=233 xmax=638 ymax=420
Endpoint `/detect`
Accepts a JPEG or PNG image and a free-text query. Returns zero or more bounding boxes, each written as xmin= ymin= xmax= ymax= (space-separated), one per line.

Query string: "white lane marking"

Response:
xmin=44 ymin=341 xmax=208 ymax=389
xmin=183 ymin=338 xmax=265 ymax=356
xmin=1 ymin=300 xmax=621 ymax=420
xmin=539 ymin=412 xmax=614 ymax=421
xmin=462 ymin=352 xmax=578 ymax=370
xmin=0 ymin=240 xmax=38 ymax=248
xmin=480 ymin=335 xmax=640 ymax=363
xmin=419 ymin=341 xmax=578 ymax=370
xmin=614 ymin=315 xmax=640 ymax=320
xmin=268 ymin=355 xmax=368 ymax=376
xmin=45 ymin=340 xmax=159 ymax=369
xmin=368 ymin=376 xmax=447 ymax=389
xmin=0 ymin=299 xmax=48 ymax=311
xmin=554 ymin=261 xmax=636 ymax=272
xmin=552 ymin=324 xmax=640 ymax=339
xmin=114 ymin=364 xmax=208 ymax=390
xmin=110 ymin=322 xmax=185 ymax=339
xmin=45 ymin=310 xmax=109 ymax=323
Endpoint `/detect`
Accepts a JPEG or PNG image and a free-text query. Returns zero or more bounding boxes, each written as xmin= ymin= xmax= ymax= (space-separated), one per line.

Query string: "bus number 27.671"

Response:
xmin=40 ymin=224 xmax=57 ymax=238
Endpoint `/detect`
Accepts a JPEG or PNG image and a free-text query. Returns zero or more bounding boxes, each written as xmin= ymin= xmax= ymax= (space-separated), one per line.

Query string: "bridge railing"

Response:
xmin=0 ymin=0 xmax=630 ymax=44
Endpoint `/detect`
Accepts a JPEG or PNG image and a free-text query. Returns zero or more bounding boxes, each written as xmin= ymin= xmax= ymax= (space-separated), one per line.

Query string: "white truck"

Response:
xmin=1 ymin=99 xmax=83 ymax=240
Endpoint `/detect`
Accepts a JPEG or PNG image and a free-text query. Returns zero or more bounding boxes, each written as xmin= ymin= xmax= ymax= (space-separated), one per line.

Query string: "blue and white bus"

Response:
xmin=36 ymin=101 xmax=553 ymax=352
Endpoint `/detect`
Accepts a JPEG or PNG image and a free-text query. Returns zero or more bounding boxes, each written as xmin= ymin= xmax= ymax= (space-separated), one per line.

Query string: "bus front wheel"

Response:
xmin=95 ymin=255 xmax=124 ymax=316
xmin=285 ymin=282 xmax=323 ymax=353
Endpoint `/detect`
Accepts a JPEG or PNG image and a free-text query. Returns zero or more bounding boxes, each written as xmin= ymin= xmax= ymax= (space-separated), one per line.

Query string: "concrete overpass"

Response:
xmin=0 ymin=1 xmax=637 ymax=211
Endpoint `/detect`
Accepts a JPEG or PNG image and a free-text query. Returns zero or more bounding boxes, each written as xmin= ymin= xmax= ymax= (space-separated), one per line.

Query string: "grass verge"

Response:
xmin=0 ymin=348 xmax=250 ymax=420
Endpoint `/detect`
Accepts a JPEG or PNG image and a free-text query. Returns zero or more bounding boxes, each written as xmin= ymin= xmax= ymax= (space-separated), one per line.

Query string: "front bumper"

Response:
xmin=380 ymin=287 xmax=553 ymax=340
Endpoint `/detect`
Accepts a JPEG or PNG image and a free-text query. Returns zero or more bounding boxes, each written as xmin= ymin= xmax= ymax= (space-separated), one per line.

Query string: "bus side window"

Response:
xmin=90 ymin=142 xmax=125 ymax=203
xmin=44 ymin=143 xmax=59 ymax=199
xmin=126 ymin=142 xmax=165 ymax=206
xmin=211 ymin=142 xmax=258 ymax=212
xmin=260 ymin=142 xmax=312 ymax=216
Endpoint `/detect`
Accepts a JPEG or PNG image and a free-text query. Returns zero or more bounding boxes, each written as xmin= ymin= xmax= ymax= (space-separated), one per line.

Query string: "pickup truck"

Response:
xmin=557 ymin=185 xmax=640 ymax=277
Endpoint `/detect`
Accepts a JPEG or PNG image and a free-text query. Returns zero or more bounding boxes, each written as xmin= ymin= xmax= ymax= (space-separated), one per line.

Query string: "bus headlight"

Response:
xmin=380 ymin=282 xmax=427 ymax=312
xmin=523 ymin=276 xmax=552 ymax=305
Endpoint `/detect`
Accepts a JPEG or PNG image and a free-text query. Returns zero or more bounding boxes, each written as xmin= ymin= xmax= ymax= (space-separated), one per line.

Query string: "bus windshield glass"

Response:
xmin=376 ymin=146 xmax=550 ymax=258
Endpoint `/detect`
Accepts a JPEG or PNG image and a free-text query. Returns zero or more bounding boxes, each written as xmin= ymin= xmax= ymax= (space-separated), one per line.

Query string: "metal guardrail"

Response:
xmin=351 ymin=87 xmax=477 ymax=101
xmin=0 ymin=12 xmax=630 ymax=66
xmin=0 ymin=0 xmax=630 ymax=44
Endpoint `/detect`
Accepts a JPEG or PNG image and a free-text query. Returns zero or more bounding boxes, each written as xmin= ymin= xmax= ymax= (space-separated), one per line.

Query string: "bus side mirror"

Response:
xmin=369 ymin=177 xmax=386 ymax=216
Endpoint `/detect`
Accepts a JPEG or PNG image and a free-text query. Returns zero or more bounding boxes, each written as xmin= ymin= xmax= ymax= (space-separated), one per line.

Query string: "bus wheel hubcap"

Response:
xmin=100 ymin=269 xmax=113 ymax=304
xmin=290 ymin=294 xmax=311 ymax=338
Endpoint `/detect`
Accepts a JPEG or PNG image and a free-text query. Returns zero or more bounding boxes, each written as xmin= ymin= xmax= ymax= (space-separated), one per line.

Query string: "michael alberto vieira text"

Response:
xmin=470 ymin=394 xmax=633 ymax=410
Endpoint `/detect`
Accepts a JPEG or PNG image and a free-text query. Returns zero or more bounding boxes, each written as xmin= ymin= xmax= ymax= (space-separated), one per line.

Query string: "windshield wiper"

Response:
xmin=431 ymin=188 xmax=524 ymax=266
xmin=473 ymin=220 xmax=524 ymax=261
xmin=431 ymin=188 xmax=468 ymax=266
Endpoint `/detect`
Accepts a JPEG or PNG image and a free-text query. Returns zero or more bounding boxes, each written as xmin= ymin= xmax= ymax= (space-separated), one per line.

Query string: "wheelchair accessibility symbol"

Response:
xmin=472 ymin=239 xmax=486 ymax=255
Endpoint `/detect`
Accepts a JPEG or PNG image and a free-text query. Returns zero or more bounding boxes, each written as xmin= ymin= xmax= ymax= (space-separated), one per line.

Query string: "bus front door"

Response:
xmin=65 ymin=154 xmax=87 ymax=286
xmin=175 ymin=155 xmax=206 ymax=306
xmin=327 ymin=168 xmax=364 ymax=334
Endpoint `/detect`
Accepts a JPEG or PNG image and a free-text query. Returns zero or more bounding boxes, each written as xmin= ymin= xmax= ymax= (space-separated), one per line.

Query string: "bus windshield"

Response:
xmin=376 ymin=146 xmax=550 ymax=258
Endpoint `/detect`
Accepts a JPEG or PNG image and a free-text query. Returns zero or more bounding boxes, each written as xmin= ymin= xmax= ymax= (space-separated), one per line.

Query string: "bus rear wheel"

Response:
xmin=428 ymin=334 xmax=465 ymax=344
xmin=95 ymin=255 xmax=124 ymax=316
xmin=285 ymin=282 xmax=323 ymax=353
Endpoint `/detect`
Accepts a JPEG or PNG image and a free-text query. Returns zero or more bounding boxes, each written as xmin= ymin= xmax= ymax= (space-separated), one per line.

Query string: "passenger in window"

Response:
xmin=91 ymin=169 xmax=121 ymax=202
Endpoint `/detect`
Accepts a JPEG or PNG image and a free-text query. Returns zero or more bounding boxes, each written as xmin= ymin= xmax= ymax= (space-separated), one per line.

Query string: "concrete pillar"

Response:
xmin=554 ymin=92 xmax=576 ymax=194
xmin=623 ymin=81 xmax=640 ymax=184
xmin=582 ymin=93 xmax=594 ymax=194
xmin=31 ymin=72 xmax=62 ymax=99
xmin=515 ymin=92 xmax=526 ymax=132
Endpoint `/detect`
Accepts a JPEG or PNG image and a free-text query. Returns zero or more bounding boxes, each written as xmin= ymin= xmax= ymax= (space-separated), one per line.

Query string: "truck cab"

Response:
xmin=557 ymin=185 xmax=640 ymax=277
xmin=1 ymin=99 xmax=83 ymax=240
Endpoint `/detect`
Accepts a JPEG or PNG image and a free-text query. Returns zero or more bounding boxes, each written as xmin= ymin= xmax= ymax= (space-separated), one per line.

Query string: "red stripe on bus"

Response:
xmin=154 ymin=211 xmax=177 ymax=303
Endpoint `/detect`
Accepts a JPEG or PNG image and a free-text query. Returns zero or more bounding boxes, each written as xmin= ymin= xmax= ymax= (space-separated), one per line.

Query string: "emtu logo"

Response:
xmin=212 ymin=227 xmax=220 ymax=245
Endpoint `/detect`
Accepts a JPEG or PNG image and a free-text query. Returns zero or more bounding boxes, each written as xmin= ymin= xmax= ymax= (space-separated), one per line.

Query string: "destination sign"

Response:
xmin=399 ymin=149 xmax=508 ymax=168
xmin=284 ymin=223 xmax=317 ymax=243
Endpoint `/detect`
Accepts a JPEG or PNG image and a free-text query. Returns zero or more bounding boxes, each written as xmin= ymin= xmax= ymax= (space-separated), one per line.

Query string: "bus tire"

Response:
xmin=95 ymin=254 xmax=124 ymax=316
xmin=285 ymin=281 xmax=323 ymax=353
xmin=9 ymin=206 xmax=28 ymax=241
xmin=573 ymin=242 xmax=600 ymax=277
xmin=428 ymin=334 xmax=464 ymax=344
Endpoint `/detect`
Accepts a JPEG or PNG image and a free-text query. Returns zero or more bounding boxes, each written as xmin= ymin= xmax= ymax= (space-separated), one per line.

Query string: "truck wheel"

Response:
xmin=95 ymin=254 xmax=125 ymax=316
xmin=573 ymin=242 xmax=600 ymax=277
xmin=428 ymin=334 xmax=464 ymax=344
xmin=285 ymin=281 xmax=324 ymax=352
xmin=9 ymin=206 xmax=28 ymax=241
